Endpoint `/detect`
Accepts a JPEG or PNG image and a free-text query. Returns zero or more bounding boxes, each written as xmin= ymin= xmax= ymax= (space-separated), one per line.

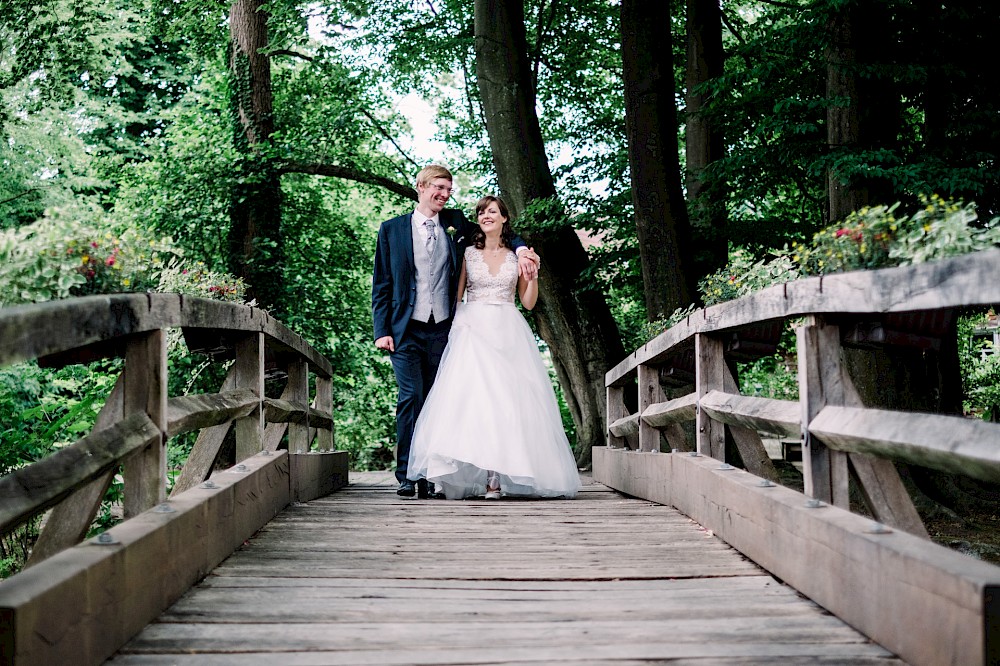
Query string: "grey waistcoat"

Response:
xmin=411 ymin=220 xmax=451 ymax=323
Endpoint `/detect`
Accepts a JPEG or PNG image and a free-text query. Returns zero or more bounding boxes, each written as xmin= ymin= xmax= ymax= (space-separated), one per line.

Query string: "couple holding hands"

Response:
xmin=371 ymin=165 xmax=580 ymax=501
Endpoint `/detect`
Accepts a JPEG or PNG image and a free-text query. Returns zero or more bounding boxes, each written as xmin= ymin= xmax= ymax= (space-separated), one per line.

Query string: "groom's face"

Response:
xmin=417 ymin=177 xmax=453 ymax=215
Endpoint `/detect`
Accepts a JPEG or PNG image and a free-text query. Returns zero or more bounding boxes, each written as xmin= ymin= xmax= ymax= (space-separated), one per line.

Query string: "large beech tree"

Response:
xmin=620 ymin=0 xmax=693 ymax=320
xmin=474 ymin=0 xmax=626 ymax=466
xmin=228 ymin=0 xmax=284 ymax=311
xmin=685 ymin=0 xmax=727 ymax=283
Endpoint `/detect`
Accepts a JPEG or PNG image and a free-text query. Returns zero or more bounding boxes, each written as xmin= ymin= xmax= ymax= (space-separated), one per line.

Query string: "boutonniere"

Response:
xmin=446 ymin=226 xmax=462 ymax=243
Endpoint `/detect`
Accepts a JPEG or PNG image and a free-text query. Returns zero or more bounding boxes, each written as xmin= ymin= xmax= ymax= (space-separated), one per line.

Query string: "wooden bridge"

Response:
xmin=2 ymin=250 xmax=1000 ymax=665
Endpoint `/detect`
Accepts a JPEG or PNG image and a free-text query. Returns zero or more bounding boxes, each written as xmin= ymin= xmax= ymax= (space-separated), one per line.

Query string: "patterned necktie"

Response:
xmin=424 ymin=219 xmax=437 ymax=254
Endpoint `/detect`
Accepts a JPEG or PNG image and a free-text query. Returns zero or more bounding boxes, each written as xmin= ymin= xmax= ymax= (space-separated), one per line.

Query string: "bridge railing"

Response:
xmin=0 ymin=294 xmax=346 ymax=665
xmin=597 ymin=248 xmax=1000 ymax=666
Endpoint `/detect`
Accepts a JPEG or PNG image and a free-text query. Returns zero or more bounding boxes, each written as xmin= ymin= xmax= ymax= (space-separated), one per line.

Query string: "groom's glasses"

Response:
xmin=430 ymin=184 xmax=456 ymax=195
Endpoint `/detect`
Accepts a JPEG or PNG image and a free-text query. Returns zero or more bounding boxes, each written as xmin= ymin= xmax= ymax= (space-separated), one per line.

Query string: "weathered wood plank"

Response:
xmin=313 ymin=376 xmax=333 ymax=451
xmin=606 ymin=385 xmax=628 ymax=448
xmin=233 ymin=333 xmax=264 ymax=463
xmin=0 ymin=453 xmax=291 ymax=666
xmin=167 ymin=389 xmax=259 ymax=437
xmin=811 ymin=405 xmax=1000 ymax=482
xmin=0 ymin=294 xmax=333 ymax=377
xmin=0 ymin=413 xmax=159 ymax=535
xmin=596 ymin=446 xmax=1000 ymax=666
xmin=641 ymin=392 xmax=697 ymax=427
xmin=262 ymin=398 xmax=333 ymax=432
xmin=107 ymin=644 xmax=896 ymax=666
xmin=112 ymin=475 xmax=899 ymax=665
xmin=122 ymin=330 xmax=168 ymax=518
xmin=608 ymin=412 xmax=640 ymax=438
xmin=284 ymin=359 xmax=309 ymax=453
xmin=638 ymin=364 xmax=664 ymax=452
xmin=797 ymin=318 xmax=849 ymax=507
xmin=607 ymin=248 xmax=1000 ymax=386
xmin=695 ymin=334 xmax=726 ymax=459
xmin=289 ymin=451 xmax=348 ymax=503
xmin=699 ymin=390 xmax=800 ymax=440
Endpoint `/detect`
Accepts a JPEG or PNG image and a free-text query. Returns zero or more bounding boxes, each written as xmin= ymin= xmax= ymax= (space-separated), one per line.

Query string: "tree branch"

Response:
xmin=266 ymin=49 xmax=314 ymax=61
xmin=0 ymin=189 xmax=39 ymax=207
xmin=358 ymin=108 xmax=421 ymax=172
xmin=277 ymin=161 xmax=417 ymax=201
xmin=753 ymin=0 xmax=803 ymax=10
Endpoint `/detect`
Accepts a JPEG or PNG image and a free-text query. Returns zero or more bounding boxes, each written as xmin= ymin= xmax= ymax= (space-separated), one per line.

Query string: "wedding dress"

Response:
xmin=407 ymin=247 xmax=581 ymax=499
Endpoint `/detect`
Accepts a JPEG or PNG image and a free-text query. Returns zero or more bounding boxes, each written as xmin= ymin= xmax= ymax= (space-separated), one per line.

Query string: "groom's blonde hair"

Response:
xmin=416 ymin=164 xmax=453 ymax=187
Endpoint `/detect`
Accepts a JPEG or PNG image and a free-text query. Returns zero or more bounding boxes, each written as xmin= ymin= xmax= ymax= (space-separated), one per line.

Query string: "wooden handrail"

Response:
xmin=599 ymin=249 xmax=1000 ymax=666
xmin=606 ymin=248 xmax=1000 ymax=386
xmin=0 ymin=294 xmax=337 ymax=566
xmin=0 ymin=293 xmax=333 ymax=376
xmin=605 ymin=249 xmax=1000 ymax=507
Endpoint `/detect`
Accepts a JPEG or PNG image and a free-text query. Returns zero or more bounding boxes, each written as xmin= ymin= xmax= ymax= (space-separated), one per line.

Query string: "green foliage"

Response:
xmin=694 ymin=197 xmax=1000 ymax=308
xmin=793 ymin=195 xmax=1000 ymax=276
xmin=738 ymin=353 xmax=799 ymax=402
xmin=0 ymin=206 xmax=246 ymax=306
xmin=698 ymin=247 xmax=799 ymax=307
xmin=0 ymin=359 xmax=119 ymax=577
xmin=959 ymin=314 xmax=1000 ymax=421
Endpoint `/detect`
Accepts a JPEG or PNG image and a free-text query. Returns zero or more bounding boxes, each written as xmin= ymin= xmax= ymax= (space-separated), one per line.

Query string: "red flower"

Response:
xmin=106 ymin=257 xmax=115 ymax=266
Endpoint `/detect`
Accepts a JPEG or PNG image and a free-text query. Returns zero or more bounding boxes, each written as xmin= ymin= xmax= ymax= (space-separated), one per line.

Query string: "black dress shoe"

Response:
xmin=416 ymin=479 xmax=430 ymax=499
xmin=397 ymin=481 xmax=415 ymax=497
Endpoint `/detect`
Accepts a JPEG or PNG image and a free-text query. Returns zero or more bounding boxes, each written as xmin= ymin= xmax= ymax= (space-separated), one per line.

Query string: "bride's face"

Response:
xmin=477 ymin=201 xmax=507 ymax=234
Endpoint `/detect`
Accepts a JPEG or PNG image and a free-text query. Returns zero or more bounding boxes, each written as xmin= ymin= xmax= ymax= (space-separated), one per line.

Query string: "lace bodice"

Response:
xmin=464 ymin=247 xmax=517 ymax=304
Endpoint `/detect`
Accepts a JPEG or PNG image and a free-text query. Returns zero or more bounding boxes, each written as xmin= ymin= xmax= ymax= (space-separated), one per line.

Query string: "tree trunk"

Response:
xmin=228 ymin=0 xmax=284 ymax=312
xmin=825 ymin=2 xmax=864 ymax=223
xmin=474 ymin=0 xmax=626 ymax=468
xmin=825 ymin=0 xmax=898 ymax=224
xmin=684 ymin=0 xmax=727 ymax=289
xmin=620 ymin=0 xmax=694 ymax=320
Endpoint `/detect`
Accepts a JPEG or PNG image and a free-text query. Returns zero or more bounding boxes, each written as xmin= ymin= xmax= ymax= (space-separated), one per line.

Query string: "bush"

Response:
xmin=0 ymin=206 xmax=247 ymax=307
xmin=792 ymin=194 xmax=1000 ymax=276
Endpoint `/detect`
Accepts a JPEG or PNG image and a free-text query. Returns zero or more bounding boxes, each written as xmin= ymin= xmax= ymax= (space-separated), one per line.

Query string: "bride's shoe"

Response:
xmin=485 ymin=472 xmax=501 ymax=500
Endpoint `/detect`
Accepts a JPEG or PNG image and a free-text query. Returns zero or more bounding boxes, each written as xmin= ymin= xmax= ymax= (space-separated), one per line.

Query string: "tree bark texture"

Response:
xmin=825 ymin=1 xmax=899 ymax=224
xmin=684 ymin=0 xmax=728 ymax=284
xmin=620 ymin=0 xmax=693 ymax=320
xmin=228 ymin=0 xmax=284 ymax=312
xmin=474 ymin=0 xmax=626 ymax=467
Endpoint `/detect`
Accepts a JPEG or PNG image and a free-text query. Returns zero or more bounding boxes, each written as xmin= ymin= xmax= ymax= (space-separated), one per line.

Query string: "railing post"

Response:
xmin=123 ymin=330 xmax=168 ymax=518
xmin=695 ymin=333 xmax=726 ymax=460
xmin=285 ymin=359 xmax=310 ymax=453
xmin=314 ymin=375 xmax=333 ymax=452
xmin=638 ymin=364 xmax=664 ymax=452
xmin=607 ymin=384 xmax=627 ymax=449
xmin=797 ymin=315 xmax=850 ymax=507
xmin=234 ymin=332 xmax=264 ymax=462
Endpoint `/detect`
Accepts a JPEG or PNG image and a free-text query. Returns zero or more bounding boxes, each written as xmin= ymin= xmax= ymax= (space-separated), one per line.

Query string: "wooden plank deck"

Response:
xmin=107 ymin=472 xmax=902 ymax=665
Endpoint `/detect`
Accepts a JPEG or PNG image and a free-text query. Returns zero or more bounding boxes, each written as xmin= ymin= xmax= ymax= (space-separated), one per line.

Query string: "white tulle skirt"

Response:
xmin=407 ymin=300 xmax=580 ymax=499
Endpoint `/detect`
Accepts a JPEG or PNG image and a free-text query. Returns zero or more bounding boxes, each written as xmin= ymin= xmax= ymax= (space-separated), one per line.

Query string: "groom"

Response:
xmin=371 ymin=164 xmax=537 ymax=497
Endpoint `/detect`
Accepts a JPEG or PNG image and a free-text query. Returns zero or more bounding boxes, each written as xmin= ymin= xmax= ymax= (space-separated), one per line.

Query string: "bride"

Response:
xmin=407 ymin=195 xmax=581 ymax=500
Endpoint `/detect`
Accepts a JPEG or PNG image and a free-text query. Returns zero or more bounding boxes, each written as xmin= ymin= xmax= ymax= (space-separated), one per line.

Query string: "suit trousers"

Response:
xmin=389 ymin=317 xmax=451 ymax=484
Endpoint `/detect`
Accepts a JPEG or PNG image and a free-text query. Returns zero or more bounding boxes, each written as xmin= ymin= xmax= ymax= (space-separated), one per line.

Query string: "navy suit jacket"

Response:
xmin=371 ymin=208 xmax=525 ymax=345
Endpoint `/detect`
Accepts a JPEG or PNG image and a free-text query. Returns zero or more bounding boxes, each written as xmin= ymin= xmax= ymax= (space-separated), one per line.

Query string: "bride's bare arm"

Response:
xmin=456 ymin=258 xmax=468 ymax=303
xmin=518 ymin=273 xmax=538 ymax=310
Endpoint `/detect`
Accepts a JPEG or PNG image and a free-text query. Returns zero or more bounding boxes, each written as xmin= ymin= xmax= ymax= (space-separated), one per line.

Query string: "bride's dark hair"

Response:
xmin=472 ymin=196 xmax=515 ymax=250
